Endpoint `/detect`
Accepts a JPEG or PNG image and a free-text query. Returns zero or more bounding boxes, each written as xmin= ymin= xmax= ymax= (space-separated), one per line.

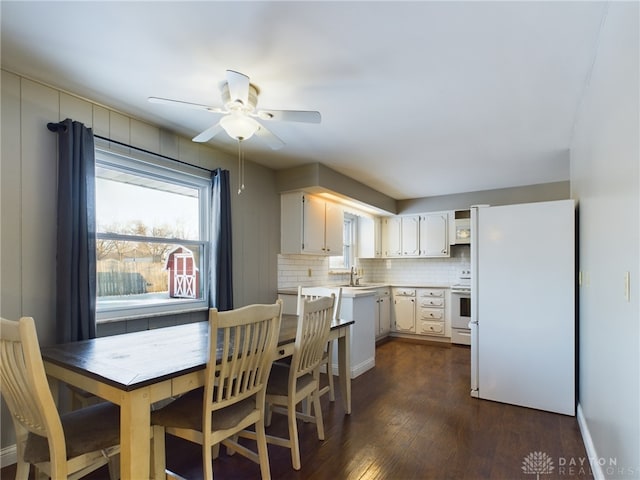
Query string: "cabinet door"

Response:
xmin=382 ymin=217 xmax=402 ymax=257
xmin=379 ymin=294 xmax=391 ymax=335
xmin=324 ymin=201 xmax=344 ymax=255
xmin=302 ymin=195 xmax=327 ymax=254
xmin=358 ymin=217 xmax=383 ymax=259
xmin=401 ymin=215 xmax=420 ymax=256
xmin=419 ymin=213 xmax=449 ymax=257
xmin=393 ymin=296 xmax=415 ymax=332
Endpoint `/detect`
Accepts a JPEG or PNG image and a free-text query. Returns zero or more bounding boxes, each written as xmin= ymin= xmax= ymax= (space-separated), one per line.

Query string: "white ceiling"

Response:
xmin=1 ymin=1 xmax=607 ymax=200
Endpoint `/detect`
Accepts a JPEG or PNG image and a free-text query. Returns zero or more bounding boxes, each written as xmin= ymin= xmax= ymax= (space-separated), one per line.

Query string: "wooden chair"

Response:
xmin=297 ymin=286 xmax=342 ymax=403
xmin=265 ymin=295 xmax=335 ymax=470
xmin=0 ymin=316 xmax=120 ymax=480
xmin=150 ymin=301 xmax=283 ymax=480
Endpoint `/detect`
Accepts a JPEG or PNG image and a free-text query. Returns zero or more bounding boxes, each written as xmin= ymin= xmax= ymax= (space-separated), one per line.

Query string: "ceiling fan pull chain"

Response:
xmin=237 ymin=138 xmax=245 ymax=194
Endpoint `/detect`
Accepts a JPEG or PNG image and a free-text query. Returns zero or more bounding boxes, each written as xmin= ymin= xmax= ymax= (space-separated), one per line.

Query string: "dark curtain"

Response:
xmin=210 ymin=168 xmax=233 ymax=310
xmin=48 ymin=119 xmax=96 ymax=342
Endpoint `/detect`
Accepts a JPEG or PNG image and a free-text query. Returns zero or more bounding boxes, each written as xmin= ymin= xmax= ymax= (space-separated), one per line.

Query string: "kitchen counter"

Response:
xmin=278 ymin=287 xmax=378 ymax=298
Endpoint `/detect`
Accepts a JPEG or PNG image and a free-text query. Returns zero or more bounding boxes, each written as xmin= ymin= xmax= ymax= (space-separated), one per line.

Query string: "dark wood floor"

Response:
xmin=2 ymin=340 xmax=591 ymax=480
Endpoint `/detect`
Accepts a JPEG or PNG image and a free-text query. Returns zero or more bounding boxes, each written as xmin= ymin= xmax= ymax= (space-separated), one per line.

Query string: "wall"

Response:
xmin=569 ymin=3 xmax=639 ymax=478
xmin=398 ymin=180 xmax=570 ymax=214
xmin=276 ymin=162 xmax=397 ymax=213
xmin=278 ymin=246 xmax=470 ymax=290
xmin=0 ymin=70 xmax=281 ymax=455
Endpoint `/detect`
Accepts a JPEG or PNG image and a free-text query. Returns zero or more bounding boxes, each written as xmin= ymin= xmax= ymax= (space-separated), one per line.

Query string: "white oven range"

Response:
xmin=451 ymin=270 xmax=471 ymax=345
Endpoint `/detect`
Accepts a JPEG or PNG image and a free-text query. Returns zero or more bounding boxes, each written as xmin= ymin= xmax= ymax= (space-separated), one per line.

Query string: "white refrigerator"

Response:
xmin=470 ymin=200 xmax=575 ymax=415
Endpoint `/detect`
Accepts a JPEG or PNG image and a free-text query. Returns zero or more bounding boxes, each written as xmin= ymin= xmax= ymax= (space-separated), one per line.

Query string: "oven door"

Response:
xmin=451 ymin=291 xmax=471 ymax=329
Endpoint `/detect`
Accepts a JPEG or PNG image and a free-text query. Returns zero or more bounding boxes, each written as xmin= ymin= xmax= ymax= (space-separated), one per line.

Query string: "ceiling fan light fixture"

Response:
xmin=220 ymin=113 xmax=258 ymax=140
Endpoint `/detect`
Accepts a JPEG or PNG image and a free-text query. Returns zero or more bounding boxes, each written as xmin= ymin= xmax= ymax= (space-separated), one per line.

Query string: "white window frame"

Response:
xmin=95 ymin=147 xmax=211 ymax=322
xmin=329 ymin=213 xmax=357 ymax=272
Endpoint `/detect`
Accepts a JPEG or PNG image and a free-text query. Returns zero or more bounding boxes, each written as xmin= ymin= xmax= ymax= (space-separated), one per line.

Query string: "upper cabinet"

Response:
xmin=281 ymin=192 xmax=344 ymax=255
xmin=381 ymin=216 xmax=402 ymax=257
xmin=419 ymin=213 xmax=449 ymax=257
xmin=371 ymin=212 xmax=450 ymax=259
xmin=357 ymin=216 xmax=383 ymax=258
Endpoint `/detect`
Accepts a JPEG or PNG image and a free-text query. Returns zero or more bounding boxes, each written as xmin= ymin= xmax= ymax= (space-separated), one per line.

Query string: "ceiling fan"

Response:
xmin=148 ymin=70 xmax=321 ymax=150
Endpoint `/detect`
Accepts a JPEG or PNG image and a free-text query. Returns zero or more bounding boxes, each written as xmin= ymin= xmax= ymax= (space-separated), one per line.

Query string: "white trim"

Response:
xmin=1 ymin=444 xmax=17 ymax=469
xmin=349 ymin=357 xmax=375 ymax=378
xmin=577 ymin=403 xmax=605 ymax=480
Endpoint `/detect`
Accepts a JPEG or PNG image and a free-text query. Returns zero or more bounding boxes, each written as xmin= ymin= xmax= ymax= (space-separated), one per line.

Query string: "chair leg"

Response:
xmin=107 ymin=454 xmax=120 ymax=480
xmin=312 ymin=390 xmax=325 ymax=441
xmin=255 ymin=417 xmax=272 ymax=480
xmin=202 ymin=439 xmax=214 ymax=480
xmin=287 ymin=398 xmax=301 ymax=470
xmin=326 ymin=341 xmax=335 ymax=402
xmin=151 ymin=425 xmax=166 ymax=480
xmin=14 ymin=460 xmax=29 ymax=480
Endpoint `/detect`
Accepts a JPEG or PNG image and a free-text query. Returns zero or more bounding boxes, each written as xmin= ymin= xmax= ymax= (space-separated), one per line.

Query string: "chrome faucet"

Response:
xmin=349 ymin=266 xmax=359 ymax=286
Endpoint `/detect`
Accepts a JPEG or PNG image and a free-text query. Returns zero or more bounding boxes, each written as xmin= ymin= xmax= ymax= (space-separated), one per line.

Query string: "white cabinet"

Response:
xmin=374 ymin=287 xmax=391 ymax=339
xmin=391 ymin=287 xmax=448 ymax=338
xmin=392 ymin=289 xmax=416 ymax=333
xmin=281 ymin=192 xmax=344 ymax=255
xmin=382 ymin=215 xmax=420 ymax=257
xmin=382 ymin=213 xmax=449 ymax=258
xmin=381 ymin=217 xmax=402 ymax=257
xmin=401 ymin=215 xmax=420 ymax=256
xmin=357 ymin=216 xmax=382 ymax=258
xmin=419 ymin=213 xmax=449 ymax=257
xmin=416 ymin=288 xmax=446 ymax=336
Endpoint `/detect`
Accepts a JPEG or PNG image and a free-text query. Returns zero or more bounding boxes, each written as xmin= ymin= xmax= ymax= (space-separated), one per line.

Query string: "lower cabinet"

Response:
xmin=392 ymin=289 xmax=416 ymax=333
xmin=392 ymin=287 xmax=449 ymax=340
xmin=375 ymin=288 xmax=391 ymax=340
xmin=416 ymin=288 xmax=446 ymax=337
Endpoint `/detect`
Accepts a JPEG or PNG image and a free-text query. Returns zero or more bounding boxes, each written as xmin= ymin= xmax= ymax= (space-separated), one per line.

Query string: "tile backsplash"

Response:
xmin=278 ymin=245 xmax=470 ymax=289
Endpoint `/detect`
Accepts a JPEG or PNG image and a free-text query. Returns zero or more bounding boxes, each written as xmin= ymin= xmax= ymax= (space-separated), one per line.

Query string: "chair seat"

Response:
xmin=23 ymin=401 xmax=120 ymax=464
xmin=151 ymin=388 xmax=257 ymax=432
xmin=266 ymin=363 xmax=315 ymax=397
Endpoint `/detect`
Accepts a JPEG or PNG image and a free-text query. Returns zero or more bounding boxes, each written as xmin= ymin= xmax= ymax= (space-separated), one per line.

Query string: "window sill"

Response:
xmin=96 ymin=306 xmax=208 ymax=324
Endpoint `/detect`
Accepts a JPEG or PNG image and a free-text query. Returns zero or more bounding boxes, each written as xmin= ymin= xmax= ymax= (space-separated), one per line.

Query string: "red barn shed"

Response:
xmin=164 ymin=246 xmax=200 ymax=299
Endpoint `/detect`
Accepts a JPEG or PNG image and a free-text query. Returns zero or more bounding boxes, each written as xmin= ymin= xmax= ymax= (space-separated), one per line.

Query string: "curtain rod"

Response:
xmin=47 ymin=121 xmax=216 ymax=176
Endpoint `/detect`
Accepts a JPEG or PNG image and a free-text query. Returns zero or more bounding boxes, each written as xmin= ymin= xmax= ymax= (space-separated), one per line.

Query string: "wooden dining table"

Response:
xmin=41 ymin=313 xmax=353 ymax=480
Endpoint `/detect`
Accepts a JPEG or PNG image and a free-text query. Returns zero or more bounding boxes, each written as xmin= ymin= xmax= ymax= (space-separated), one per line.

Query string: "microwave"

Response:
xmin=454 ymin=218 xmax=471 ymax=244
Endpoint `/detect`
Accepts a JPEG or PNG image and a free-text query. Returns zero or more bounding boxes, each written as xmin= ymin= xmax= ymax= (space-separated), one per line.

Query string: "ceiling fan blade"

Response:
xmin=148 ymin=97 xmax=225 ymax=113
xmin=254 ymin=123 xmax=285 ymax=150
xmin=226 ymin=70 xmax=250 ymax=106
xmin=256 ymin=109 xmax=321 ymax=124
xmin=192 ymin=122 xmax=224 ymax=143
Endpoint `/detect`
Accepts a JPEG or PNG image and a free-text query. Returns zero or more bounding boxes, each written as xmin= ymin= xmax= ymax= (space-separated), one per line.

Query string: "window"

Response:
xmin=95 ymin=148 xmax=211 ymax=321
xmin=329 ymin=213 xmax=356 ymax=271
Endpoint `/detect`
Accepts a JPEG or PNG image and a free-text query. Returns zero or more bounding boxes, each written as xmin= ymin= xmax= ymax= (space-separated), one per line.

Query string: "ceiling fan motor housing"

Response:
xmin=222 ymin=82 xmax=259 ymax=113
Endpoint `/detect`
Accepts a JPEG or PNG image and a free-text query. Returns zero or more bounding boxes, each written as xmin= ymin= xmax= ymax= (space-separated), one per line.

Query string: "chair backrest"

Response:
xmin=291 ymin=295 xmax=335 ymax=381
xmin=297 ymin=286 xmax=342 ymax=322
xmin=0 ymin=317 xmax=68 ymax=475
xmin=205 ymin=301 xmax=283 ymax=415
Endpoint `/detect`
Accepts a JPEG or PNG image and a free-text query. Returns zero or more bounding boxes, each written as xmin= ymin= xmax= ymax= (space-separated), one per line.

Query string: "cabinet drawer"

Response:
xmin=418 ymin=289 xmax=444 ymax=298
xmin=419 ymin=308 xmax=443 ymax=320
xmin=419 ymin=297 xmax=444 ymax=308
xmin=418 ymin=320 xmax=445 ymax=336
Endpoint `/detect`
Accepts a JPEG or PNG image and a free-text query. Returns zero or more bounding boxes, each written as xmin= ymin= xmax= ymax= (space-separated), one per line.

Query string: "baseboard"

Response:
xmin=326 ymin=356 xmax=375 ymax=379
xmin=350 ymin=357 xmax=375 ymax=378
xmin=577 ymin=403 xmax=605 ymax=480
xmin=1 ymin=444 xmax=17 ymax=468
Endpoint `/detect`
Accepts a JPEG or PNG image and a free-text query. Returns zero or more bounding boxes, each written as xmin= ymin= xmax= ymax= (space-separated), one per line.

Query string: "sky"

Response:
xmin=96 ymin=178 xmax=200 ymax=239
